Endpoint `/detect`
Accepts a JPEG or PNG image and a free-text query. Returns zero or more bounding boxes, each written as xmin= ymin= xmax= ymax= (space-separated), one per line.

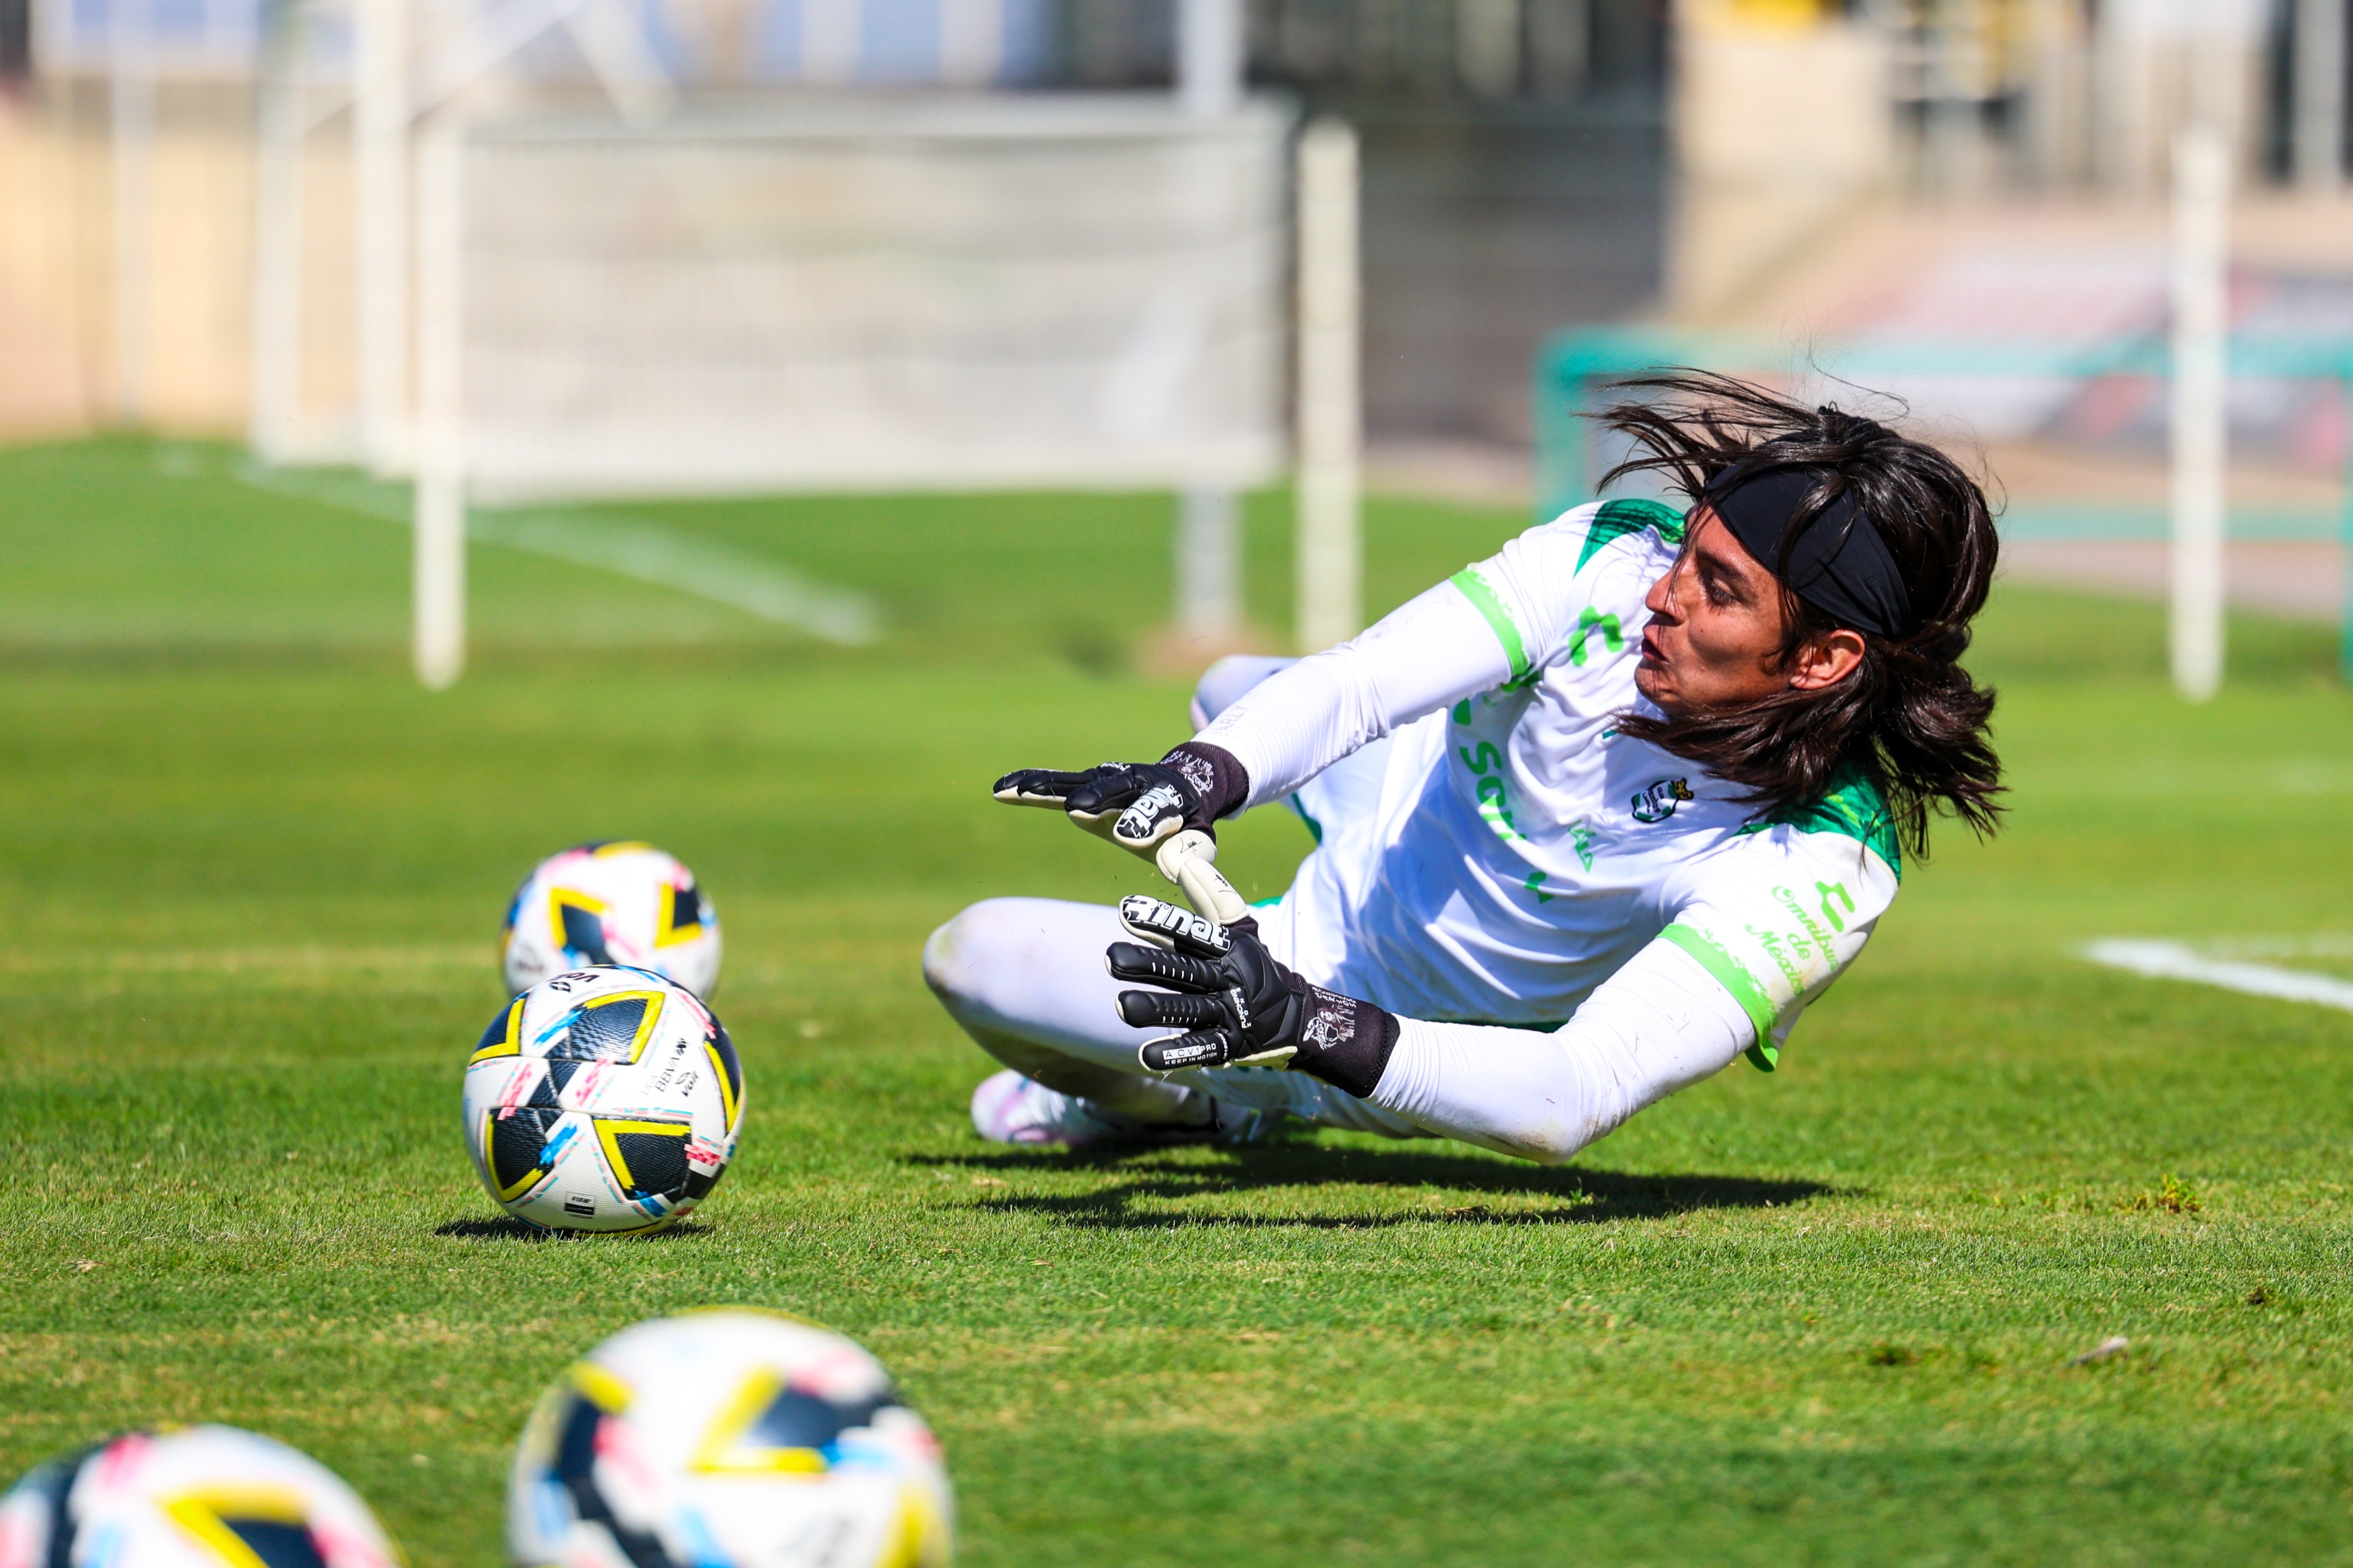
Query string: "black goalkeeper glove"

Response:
xmin=1105 ymin=894 xmax=1399 ymax=1098
xmin=992 ymin=741 xmax=1247 ymax=855
xmin=994 ymin=743 xmax=1253 ymax=924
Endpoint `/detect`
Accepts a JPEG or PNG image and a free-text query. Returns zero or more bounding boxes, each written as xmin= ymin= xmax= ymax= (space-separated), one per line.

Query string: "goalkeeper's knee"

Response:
xmin=921 ymin=899 xmax=1008 ymax=1016
xmin=923 ymin=897 xmax=1106 ymax=1029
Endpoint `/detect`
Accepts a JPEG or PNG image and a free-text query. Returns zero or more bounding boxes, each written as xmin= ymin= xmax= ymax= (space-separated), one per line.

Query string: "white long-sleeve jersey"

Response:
xmin=1194 ymin=499 xmax=1903 ymax=1159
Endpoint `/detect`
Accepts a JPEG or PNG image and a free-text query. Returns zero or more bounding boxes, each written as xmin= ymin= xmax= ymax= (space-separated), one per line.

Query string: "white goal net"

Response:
xmin=419 ymin=95 xmax=1293 ymax=503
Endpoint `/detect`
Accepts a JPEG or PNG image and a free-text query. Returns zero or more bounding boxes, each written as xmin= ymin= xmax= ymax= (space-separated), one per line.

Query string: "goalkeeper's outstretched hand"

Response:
xmin=1104 ymin=895 xmax=1399 ymax=1098
xmin=991 ymin=741 xmax=1245 ymax=857
xmin=993 ymin=743 xmax=1253 ymax=924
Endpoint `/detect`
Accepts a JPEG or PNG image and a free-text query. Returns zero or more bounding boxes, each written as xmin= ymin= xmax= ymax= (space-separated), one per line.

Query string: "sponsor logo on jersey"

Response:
xmin=1770 ymin=885 xmax=1837 ymax=964
xmin=1744 ymin=921 xmax=1810 ymax=993
xmin=1568 ymin=607 xmax=1625 ymax=666
xmin=1631 ymin=777 xmax=1694 ymax=824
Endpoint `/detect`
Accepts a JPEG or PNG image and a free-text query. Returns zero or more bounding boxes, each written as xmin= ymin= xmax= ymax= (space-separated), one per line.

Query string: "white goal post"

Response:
xmin=410 ymin=95 xmax=1294 ymax=683
xmin=1294 ymin=117 xmax=1361 ymax=658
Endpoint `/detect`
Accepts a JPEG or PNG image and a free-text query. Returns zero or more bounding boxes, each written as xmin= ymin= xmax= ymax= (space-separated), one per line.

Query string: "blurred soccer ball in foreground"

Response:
xmin=0 ymin=1426 xmax=402 ymax=1568
xmin=464 ymin=965 xmax=745 ymax=1234
xmin=509 ymin=1310 xmax=952 ymax=1568
xmin=501 ymin=842 xmax=722 ymax=998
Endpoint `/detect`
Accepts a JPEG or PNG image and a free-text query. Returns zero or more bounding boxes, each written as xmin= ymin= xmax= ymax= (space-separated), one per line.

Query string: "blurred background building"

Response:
xmin=0 ymin=0 xmax=2343 ymax=486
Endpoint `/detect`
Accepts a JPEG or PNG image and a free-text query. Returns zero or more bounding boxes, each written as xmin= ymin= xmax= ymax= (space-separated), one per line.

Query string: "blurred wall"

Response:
xmin=1353 ymin=99 xmax=1665 ymax=443
xmin=1025 ymin=2 xmax=1676 ymax=448
xmin=14 ymin=1 xmax=2301 ymax=455
xmin=1247 ymin=1 xmax=1672 ymax=448
xmin=0 ymin=0 xmax=1679 ymax=453
xmin=0 ymin=91 xmax=94 ymax=437
xmin=1669 ymin=0 xmax=1891 ymax=319
xmin=0 ymin=83 xmax=256 ymax=438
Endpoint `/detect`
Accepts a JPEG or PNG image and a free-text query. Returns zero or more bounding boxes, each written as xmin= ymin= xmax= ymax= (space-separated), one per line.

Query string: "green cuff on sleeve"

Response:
xmin=1659 ymin=922 xmax=1782 ymax=1072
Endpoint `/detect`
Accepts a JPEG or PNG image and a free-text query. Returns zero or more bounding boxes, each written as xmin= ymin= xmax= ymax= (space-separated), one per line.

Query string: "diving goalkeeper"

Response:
xmin=924 ymin=373 xmax=2002 ymax=1163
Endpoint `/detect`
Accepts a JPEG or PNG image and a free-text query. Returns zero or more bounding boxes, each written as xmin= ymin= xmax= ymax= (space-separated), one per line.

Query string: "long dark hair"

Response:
xmin=1596 ymin=370 xmax=2002 ymax=856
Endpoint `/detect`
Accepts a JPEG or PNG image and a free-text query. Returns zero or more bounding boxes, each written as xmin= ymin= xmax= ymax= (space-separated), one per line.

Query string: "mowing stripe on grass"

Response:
xmin=233 ymin=463 xmax=882 ymax=645
xmin=2082 ymin=939 xmax=2353 ymax=1011
xmin=0 ymin=944 xmax=483 ymax=975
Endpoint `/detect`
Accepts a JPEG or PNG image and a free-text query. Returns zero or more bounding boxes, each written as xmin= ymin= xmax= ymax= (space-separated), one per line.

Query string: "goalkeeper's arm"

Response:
xmin=1105 ymin=895 xmax=1756 ymax=1167
xmin=1190 ymin=557 xmax=1522 ymax=812
xmin=991 ymin=562 xmax=1521 ymax=914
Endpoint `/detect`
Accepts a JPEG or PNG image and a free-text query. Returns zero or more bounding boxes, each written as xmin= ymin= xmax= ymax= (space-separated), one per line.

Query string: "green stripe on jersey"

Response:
xmin=1742 ymin=759 xmax=1902 ymax=880
xmin=1449 ymin=567 xmax=1532 ymax=686
xmin=1576 ymin=497 xmax=1687 ymax=571
xmin=1660 ymin=922 xmax=1782 ymax=1072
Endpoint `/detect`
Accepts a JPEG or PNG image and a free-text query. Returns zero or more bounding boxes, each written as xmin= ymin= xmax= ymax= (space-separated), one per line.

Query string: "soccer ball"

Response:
xmin=0 ymin=1426 xmax=402 ymax=1568
xmin=464 ymin=965 xmax=745 ymax=1234
xmin=500 ymin=842 xmax=722 ymax=999
xmin=508 ymin=1310 xmax=952 ymax=1568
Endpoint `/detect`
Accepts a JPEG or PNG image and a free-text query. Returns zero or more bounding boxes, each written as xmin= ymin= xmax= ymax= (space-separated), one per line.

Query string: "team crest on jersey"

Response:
xmin=1631 ymin=777 xmax=1694 ymax=824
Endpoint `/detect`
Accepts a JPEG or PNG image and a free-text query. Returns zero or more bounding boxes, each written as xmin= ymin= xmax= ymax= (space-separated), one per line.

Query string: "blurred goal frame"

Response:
xmin=401 ymin=95 xmax=1330 ymax=688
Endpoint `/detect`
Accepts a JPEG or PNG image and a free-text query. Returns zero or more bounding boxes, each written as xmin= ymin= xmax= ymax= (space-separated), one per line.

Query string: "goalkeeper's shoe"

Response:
xmin=968 ymin=1070 xmax=1276 ymax=1148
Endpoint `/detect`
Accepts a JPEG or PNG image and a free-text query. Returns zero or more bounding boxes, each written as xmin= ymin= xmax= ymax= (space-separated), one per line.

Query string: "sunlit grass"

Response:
xmin=7 ymin=438 xmax=2353 ymax=1566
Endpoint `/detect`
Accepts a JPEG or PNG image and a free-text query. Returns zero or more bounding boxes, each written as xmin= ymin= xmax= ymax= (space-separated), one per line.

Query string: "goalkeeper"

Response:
xmin=924 ymin=373 xmax=2003 ymax=1163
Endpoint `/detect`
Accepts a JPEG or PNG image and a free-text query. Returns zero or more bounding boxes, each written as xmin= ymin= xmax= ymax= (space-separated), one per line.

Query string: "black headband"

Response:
xmin=1702 ymin=462 xmax=1916 ymax=640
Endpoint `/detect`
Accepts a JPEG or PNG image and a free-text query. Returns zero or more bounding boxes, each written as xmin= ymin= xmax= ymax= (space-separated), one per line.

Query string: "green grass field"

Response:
xmin=9 ymin=437 xmax=2353 ymax=1566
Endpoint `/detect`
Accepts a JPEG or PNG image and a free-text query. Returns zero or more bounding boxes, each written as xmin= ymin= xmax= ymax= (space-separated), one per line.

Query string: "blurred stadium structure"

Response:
xmin=2 ymin=0 xmax=2353 ymax=686
xmin=402 ymin=94 xmax=1301 ymax=682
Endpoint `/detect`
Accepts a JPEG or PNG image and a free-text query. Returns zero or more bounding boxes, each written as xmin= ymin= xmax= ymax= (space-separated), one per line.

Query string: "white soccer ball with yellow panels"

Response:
xmin=0 ymin=1426 xmax=402 ymax=1568
xmin=500 ymin=842 xmax=723 ymax=998
xmin=508 ymin=1310 xmax=952 ymax=1568
xmin=464 ymin=965 xmax=745 ymax=1234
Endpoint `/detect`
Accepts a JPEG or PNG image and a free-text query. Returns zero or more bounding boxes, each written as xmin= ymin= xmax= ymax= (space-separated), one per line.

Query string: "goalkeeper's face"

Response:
xmin=1633 ymin=508 xmax=1864 ymax=716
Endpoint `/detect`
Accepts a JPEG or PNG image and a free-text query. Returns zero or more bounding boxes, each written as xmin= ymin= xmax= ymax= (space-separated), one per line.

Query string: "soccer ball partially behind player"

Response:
xmin=925 ymin=372 xmax=2003 ymax=1161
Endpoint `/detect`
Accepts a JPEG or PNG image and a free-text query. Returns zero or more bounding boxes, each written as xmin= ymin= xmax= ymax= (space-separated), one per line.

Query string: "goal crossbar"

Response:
xmin=418 ymin=94 xmax=1294 ymax=506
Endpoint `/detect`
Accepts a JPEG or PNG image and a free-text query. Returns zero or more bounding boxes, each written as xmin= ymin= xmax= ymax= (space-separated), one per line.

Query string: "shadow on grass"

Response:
xmin=431 ymin=1216 xmax=712 ymax=1242
xmin=905 ymin=1144 xmax=1835 ymax=1229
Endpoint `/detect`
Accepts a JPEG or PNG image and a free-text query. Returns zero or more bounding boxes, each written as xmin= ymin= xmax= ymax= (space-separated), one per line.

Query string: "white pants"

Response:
xmin=926 ymin=658 xmax=1758 ymax=1160
xmin=922 ymin=895 xmax=1426 ymax=1136
xmin=924 ymin=656 xmax=1425 ymax=1137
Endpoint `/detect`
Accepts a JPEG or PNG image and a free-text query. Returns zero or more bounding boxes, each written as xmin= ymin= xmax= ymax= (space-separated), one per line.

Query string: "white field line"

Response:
xmin=2082 ymin=939 xmax=2353 ymax=1013
xmin=471 ymin=509 xmax=882 ymax=644
xmin=233 ymin=464 xmax=882 ymax=646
